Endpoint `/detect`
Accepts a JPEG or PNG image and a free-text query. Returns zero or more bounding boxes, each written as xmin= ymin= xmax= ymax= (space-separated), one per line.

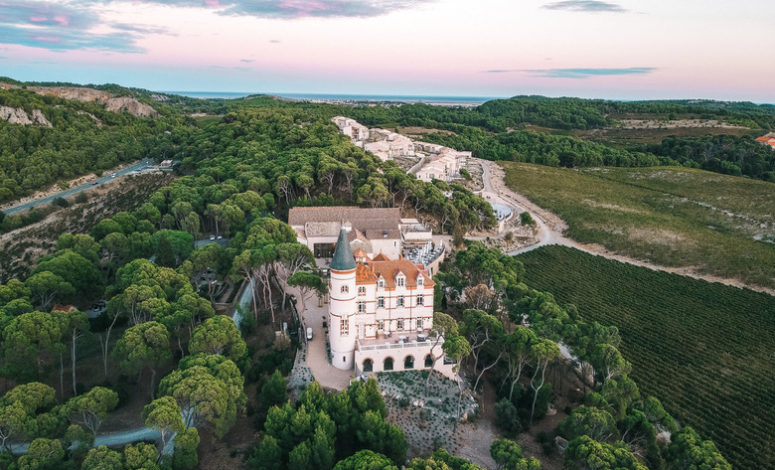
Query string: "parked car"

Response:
xmin=306 ymin=327 xmax=313 ymax=341
xmin=111 ymin=173 xmax=117 ymax=178
xmin=91 ymin=180 xmax=98 ymax=185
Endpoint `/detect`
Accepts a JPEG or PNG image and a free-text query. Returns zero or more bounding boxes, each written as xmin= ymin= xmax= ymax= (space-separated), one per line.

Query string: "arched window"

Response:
xmin=341 ymin=285 xmax=349 ymax=294
xmin=404 ymin=356 xmax=415 ymax=369
xmin=363 ymin=359 xmax=373 ymax=372
xmin=384 ymin=357 xmax=394 ymax=371
xmin=424 ymin=354 xmax=434 ymax=368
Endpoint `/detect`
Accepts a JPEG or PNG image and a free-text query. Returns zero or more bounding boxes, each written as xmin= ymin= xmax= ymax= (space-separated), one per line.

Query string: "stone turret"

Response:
xmin=328 ymin=226 xmax=357 ymax=370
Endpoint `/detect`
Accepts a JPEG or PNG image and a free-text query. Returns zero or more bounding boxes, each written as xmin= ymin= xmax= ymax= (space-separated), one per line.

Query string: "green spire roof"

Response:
xmin=330 ymin=226 xmax=356 ymax=271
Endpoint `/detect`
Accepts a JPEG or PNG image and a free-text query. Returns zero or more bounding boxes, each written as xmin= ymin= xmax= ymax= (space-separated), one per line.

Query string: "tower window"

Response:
xmin=341 ymin=285 xmax=349 ymax=294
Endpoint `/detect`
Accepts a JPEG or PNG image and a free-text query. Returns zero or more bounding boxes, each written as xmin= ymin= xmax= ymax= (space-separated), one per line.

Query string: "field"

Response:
xmin=502 ymin=162 xmax=775 ymax=289
xmin=517 ymin=245 xmax=775 ymax=470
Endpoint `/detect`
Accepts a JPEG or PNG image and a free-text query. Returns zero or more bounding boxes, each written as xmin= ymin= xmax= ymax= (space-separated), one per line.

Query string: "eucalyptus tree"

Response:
xmin=529 ymin=339 xmax=560 ymax=425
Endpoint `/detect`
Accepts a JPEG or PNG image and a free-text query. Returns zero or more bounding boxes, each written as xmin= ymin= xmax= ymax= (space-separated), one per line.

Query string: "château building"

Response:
xmin=327 ymin=226 xmax=456 ymax=377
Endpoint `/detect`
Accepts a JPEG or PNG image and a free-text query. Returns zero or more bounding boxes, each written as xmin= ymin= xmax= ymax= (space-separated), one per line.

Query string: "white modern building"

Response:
xmin=332 ymin=116 xmax=370 ymax=142
xmin=327 ymin=227 xmax=455 ymax=377
xmin=414 ymin=148 xmax=470 ymax=183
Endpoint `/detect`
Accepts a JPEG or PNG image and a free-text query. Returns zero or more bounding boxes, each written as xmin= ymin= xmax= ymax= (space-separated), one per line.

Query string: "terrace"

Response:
xmin=356 ymin=330 xmax=437 ymax=351
xmin=404 ymin=240 xmax=445 ymax=268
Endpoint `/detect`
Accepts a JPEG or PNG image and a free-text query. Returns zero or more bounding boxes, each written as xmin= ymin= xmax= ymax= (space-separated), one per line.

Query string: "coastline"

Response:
xmin=164 ymin=90 xmax=500 ymax=106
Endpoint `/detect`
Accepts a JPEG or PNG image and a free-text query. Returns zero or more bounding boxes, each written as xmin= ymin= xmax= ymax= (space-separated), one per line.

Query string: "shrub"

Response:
xmin=53 ymin=197 xmax=70 ymax=208
xmin=173 ymin=428 xmax=200 ymax=470
xmin=494 ymin=398 xmax=522 ymax=435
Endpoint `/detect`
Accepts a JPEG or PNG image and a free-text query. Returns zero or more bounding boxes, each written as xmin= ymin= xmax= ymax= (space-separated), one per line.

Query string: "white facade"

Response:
xmin=328 ymin=246 xmax=455 ymax=378
xmin=329 ymin=266 xmax=358 ymax=370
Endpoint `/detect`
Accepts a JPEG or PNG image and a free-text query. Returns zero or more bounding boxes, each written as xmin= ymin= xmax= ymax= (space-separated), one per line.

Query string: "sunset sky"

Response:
xmin=0 ymin=0 xmax=772 ymax=101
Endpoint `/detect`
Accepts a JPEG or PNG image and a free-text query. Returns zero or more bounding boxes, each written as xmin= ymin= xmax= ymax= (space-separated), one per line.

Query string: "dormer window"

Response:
xmin=396 ymin=275 xmax=405 ymax=287
xmin=378 ymin=279 xmax=385 ymax=289
xmin=417 ymin=277 xmax=424 ymax=287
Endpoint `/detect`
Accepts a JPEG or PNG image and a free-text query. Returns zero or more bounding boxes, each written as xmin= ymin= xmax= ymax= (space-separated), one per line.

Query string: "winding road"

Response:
xmin=2 ymin=159 xmax=154 ymax=216
xmin=477 ymin=158 xmax=775 ymax=295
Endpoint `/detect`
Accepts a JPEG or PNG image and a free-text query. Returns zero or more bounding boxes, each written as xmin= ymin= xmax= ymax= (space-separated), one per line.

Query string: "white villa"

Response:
xmin=327 ymin=226 xmax=455 ymax=377
xmin=415 ymin=148 xmax=470 ymax=183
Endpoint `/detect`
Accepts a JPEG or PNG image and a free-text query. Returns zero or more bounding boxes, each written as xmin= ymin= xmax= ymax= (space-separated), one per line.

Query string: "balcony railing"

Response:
xmin=356 ymin=335 xmax=443 ymax=351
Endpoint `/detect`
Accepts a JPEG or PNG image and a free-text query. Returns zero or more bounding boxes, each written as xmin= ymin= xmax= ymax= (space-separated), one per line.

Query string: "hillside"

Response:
xmin=502 ymin=162 xmax=775 ymax=289
xmin=327 ymin=95 xmax=775 ymax=181
xmin=517 ymin=245 xmax=775 ymax=470
xmin=0 ymin=83 xmax=182 ymax=204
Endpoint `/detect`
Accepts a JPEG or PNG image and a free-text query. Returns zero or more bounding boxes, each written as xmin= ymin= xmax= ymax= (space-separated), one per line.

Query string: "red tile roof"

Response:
xmin=355 ymin=258 xmax=433 ymax=288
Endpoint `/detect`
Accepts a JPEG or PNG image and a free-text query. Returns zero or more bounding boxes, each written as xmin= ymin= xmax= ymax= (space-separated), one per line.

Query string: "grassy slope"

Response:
xmin=517 ymin=245 xmax=775 ymax=470
xmin=502 ymin=162 xmax=775 ymax=289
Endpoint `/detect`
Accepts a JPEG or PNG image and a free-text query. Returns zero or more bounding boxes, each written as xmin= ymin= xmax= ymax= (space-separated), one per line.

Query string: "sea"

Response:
xmin=165 ymin=91 xmax=501 ymax=106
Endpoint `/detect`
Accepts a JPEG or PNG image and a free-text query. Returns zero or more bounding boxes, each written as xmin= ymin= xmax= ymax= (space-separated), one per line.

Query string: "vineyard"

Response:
xmin=502 ymin=162 xmax=775 ymax=289
xmin=518 ymin=246 xmax=775 ymax=470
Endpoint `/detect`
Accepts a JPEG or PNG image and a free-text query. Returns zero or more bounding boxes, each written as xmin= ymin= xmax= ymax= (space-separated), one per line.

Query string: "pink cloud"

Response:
xmin=205 ymin=0 xmax=220 ymax=6
xmin=29 ymin=16 xmax=48 ymax=22
xmin=53 ymin=15 xmax=69 ymax=26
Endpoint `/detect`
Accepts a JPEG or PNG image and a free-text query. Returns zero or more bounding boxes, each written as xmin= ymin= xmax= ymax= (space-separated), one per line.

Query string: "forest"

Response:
xmin=643 ymin=134 xmax=775 ymax=181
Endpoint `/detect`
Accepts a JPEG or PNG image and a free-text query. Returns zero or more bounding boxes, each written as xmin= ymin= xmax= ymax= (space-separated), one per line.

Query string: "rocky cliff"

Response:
xmin=0 ymin=83 xmax=159 ymax=118
xmin=0 ymin=106 xmax=52 ymax=127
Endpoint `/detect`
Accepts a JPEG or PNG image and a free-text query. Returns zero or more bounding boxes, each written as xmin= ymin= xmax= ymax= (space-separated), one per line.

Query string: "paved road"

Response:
xmin=2 ymin=159 xmax=154 ymax=215
xmin=290 ymin=284 xmax=353 ymax=391
xmin=9 ymin=426 xmax=169 ymax=456
xmin=232 ymin=278 xmax=254 ymax=330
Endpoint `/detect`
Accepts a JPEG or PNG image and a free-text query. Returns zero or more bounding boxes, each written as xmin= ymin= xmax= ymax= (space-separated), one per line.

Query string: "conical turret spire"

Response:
xmin=330 ymin=225 xmax=356 ymax=271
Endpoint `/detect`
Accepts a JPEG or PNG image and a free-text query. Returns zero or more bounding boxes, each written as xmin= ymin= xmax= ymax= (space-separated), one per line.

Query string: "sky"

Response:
xmin=0 ymin=0 xmax=773 ymax=101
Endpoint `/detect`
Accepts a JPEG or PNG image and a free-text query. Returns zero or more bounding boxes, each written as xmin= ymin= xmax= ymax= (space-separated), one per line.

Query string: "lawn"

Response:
xmin=502 ymin=162 xmax=775 ymax=289
xmin=517 ymin=245 xmax=775 ymax=470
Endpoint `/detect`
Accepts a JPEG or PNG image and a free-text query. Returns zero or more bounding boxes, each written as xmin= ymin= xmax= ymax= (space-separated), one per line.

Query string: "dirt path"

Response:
xmin=477 ymin=158 xmax=775 ymax=296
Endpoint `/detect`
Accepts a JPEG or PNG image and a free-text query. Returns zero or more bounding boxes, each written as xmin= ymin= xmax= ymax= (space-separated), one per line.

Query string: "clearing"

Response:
xmin=502 ymin=163 xmax=775 ymax=290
